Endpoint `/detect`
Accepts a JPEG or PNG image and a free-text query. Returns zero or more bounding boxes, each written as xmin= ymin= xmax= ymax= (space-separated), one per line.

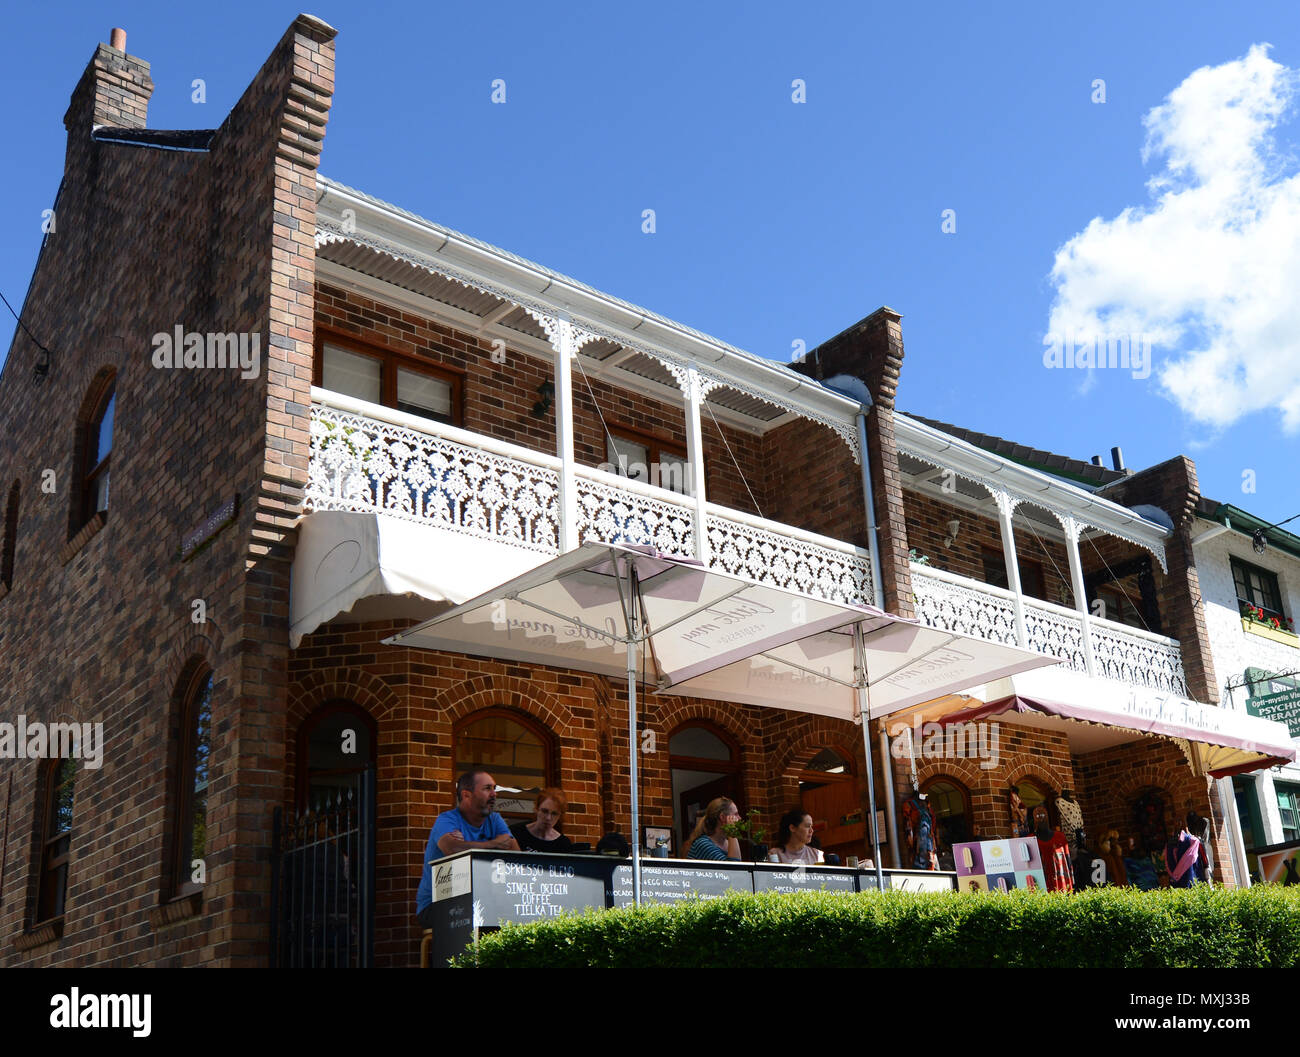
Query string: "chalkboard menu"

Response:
xmin=753 ymin=866 xmax=858 ymax=894
xmin=612 ymin=862 xmax=751 ymax=907
xmin=469 ymin=855 xmax=611 ymax=924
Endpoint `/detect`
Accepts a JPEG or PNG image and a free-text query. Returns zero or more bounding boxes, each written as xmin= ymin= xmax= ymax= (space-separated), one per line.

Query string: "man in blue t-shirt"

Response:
xmin=416 ymin=768 xmax=519 ymax=927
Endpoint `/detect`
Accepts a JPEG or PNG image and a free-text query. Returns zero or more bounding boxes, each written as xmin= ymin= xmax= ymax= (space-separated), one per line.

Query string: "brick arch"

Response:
xmin=286 ymin=668 xmax=404 ymax=731
xmin=431 ymin=674 xmax=568 ymax=735
xmin=915 ymin=755 xmax=988 ymax=792
xmin=1113 ymin=764 xmax=1184 ymax=806
xmin=67 ymin=364 xmax=118 ymax=539
xmin=161 ymin=625 xmax=224 ymax=694
xmin=772 ymin=719 xmax=864 ymax=779
xmin=651 ymin=697 xmax=762 ymax=761
xmin=1002 ymin=754 xmax=1070 ymax=797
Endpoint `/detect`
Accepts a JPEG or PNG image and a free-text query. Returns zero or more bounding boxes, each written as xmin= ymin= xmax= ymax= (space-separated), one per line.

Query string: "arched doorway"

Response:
xmin=922 ymin=775 xmax=972 ymax=870
xmin=296 ymin=700 xmax=377 ymax=812
xmin=669 ymin=723 xmax=741 ymax=853
xmin=797 ymin=746 xmax=862 ymax=862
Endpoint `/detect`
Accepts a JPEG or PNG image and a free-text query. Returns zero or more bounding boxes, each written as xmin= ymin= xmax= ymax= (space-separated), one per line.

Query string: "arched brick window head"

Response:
xmin=82 ymin=385 xmax=114 ymax=525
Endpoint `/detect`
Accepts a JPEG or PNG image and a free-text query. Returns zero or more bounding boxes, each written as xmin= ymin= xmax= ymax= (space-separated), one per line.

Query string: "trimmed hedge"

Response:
xmin=451 ymin=886 xmax=1300 ymax=968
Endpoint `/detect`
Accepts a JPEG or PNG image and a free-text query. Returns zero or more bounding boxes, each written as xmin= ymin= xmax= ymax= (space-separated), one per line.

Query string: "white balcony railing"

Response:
xmin=910 ymin=564 xmax=1188 ymax=694
xmin=306 ymin=390 xmax=873 ymax=606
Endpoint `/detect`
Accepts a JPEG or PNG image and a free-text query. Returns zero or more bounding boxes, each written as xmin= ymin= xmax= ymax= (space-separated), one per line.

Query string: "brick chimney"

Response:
xmin=63 ymin=27 xmax=153 ymax=133
xmin=792 ymin=307 xmax=912 ymax=617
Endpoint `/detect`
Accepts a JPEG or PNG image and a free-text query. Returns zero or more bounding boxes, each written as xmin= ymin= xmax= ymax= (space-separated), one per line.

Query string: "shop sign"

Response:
xmin=1246 ymin=687 xmax=1300 ymax=738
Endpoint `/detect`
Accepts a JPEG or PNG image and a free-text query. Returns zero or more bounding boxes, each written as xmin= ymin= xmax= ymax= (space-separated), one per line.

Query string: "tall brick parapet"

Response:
xmin=792 ymin=307 xmax=912 ymax=616
xmin=0 ymin=15 xmax=334 ymax=967
xmin=1098 ymin=456 xmax=1218 ymax=703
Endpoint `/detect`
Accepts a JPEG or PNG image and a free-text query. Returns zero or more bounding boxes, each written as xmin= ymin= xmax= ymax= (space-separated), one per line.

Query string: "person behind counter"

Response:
xmin=511 ymin=787 xmax=574 ymax=854
xmin=416 ymin=768 xmax=519 ymax=927
xmin=686 ymin=798 xmax=742 ymax=861
xmin=771 ymin=808 xmax=825 ymax=865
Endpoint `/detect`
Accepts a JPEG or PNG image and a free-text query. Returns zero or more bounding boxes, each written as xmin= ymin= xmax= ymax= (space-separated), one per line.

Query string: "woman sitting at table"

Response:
xmin=685 ymin=798 xmax=742 ymax=861
xmin=771 ymin=808 xmax=825 ymax=865
xmin=510 ymin=788 xmax=575 ymax=854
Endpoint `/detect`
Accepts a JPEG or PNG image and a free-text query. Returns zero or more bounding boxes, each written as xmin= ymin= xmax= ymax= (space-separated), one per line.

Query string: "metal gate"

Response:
xmin=271 ymin=767 xmax=375 ymax=967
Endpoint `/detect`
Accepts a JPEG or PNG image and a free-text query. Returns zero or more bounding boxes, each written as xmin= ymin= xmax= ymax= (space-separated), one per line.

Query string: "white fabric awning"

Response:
xmin=384 ymin=542 xmax=1057 ymax=721
xmin=290 ymin=512 xmax=548 ymax=648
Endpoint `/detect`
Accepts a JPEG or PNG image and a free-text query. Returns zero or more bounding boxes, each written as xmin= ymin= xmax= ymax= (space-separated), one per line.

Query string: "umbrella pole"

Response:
xmin=854 ymin=624 xmax=886 ymax=893
xmin=627 ymin=634 xmax=642 ymax=907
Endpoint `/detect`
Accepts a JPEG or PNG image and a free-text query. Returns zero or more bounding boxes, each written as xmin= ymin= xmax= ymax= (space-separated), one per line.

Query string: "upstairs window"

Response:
xmin=80 ymin=383 xmax=115 ymax=528
xmin=606 ymin=426 xmax=690 ymax=496
xmin=981 ymin=546 xmax=1046 ymax=602
xmin=1232 ymin=556 xmax=1286 ymax=623
xmin=316 ymin=337 xmax=461 ymax=427
xmin=1 ymin=480 xmax=17 ymax=590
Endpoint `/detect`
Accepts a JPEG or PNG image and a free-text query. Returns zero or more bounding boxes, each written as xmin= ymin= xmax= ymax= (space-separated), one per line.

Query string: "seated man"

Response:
xmin=415 ymin=768 xmax=519 ymax=928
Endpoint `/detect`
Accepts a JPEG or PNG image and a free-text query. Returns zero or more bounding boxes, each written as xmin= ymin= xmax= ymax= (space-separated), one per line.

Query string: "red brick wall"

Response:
xmin=0 ymin=16 xmax=335 ymax=967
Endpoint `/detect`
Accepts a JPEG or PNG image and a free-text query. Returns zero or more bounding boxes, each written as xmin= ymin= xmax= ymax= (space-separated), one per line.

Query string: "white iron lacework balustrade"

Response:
xmin=910 ymin=568 xmax=1018 ymax=645
xmin=1022 ymin=600 xmax=1088 ymax=673
xmin=1093 ymin=625 xmax=1187 ymax=694
xmin=307 ymin=405 xmax=560 ymax=552
xmin=575 ymin=477 xmax=694 ymax=557
xmin=706 ymin=514 xmax=872 ymax=605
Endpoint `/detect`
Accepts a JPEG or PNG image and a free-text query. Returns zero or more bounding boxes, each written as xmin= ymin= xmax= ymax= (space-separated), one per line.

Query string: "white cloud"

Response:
xmin=1046 ymin=44 xmax=1300 ymax=431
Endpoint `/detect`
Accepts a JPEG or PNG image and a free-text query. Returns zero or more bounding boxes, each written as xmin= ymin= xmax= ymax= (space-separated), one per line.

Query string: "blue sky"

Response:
xmin=3 ymin=1 xmax=1298 ymax=526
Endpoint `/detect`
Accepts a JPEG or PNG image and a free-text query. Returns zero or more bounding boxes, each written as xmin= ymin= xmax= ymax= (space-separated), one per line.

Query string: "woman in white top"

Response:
xmin=771 ymin=809 xmax=825 ymax=865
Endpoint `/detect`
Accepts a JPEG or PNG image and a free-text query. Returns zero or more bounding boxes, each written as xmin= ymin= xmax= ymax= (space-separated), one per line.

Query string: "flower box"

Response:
xmin=1241 ymin=617 xmax=1300 ymax=647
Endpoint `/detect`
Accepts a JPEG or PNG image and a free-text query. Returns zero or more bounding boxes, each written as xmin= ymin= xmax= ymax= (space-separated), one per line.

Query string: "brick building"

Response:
xmin=0 ymin=17 xmax=1290 ymax=967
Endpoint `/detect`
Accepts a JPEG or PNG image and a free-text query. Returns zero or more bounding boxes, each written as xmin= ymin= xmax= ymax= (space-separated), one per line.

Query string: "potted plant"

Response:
xmin=722 ymin=811 xmax=770 ymax=863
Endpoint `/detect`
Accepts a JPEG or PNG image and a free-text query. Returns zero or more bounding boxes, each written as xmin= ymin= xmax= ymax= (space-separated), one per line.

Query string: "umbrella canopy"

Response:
xmin=387 ymin=543 xmax=1055 ymax=709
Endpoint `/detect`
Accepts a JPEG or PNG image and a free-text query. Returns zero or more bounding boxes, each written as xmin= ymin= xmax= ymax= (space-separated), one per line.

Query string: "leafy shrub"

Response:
xmin=450 ymin=886 xmax=1300 ymax=968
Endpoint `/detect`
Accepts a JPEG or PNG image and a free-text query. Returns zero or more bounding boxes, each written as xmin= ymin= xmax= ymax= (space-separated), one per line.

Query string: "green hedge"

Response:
xmin=451 ymin=886 xmax=1300 ymax=968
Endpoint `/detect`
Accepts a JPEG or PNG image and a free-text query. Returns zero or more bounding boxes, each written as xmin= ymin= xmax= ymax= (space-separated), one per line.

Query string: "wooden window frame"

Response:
xmin=980 ymin=546 xmax=1046 ymax=601
xmin=36 ymin=757 xmax=76 ymax=925
xmin=314 ymin=328 xmax=465 ymax=428
xmin=1231 ymin=555 xmax=1287 ymax=623
xmin=667 ymin=720 xmax=740 ymax=774
xmin=452 ymin=708 xmax=555 ymax=815
xmin=78 ymin=380 xmax=115 ymax=531
xmin=798 ymin=744 xmax=856 ymax=785
xmin=605 ymin=421 xmax=693 ymax=495
xmin=171 ymin=666 xmax=213 ymax=899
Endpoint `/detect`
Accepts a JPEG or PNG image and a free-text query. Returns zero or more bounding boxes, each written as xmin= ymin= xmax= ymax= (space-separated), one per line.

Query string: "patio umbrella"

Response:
xmin=387 ymin=543 xmax=1056 ymax=898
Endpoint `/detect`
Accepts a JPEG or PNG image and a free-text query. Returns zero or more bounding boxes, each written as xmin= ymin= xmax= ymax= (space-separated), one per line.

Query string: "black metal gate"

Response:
xmin=271 ymin=767 xmax=375 ymax=967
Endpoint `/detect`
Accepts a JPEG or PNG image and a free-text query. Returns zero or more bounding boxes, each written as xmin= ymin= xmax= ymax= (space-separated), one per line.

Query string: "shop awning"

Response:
xmin=898 ymin=666 xmax=1296 ymax=779
xmin=290 ymin=511 xmax=549 ymax=648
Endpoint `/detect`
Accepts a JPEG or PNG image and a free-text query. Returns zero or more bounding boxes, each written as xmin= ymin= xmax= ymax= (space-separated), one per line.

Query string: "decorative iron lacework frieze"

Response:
xmin=1092 ymin=624 xmax=1188 ymax=694
xmin=1022 ymin=599 xmax=1089 ymax=673
xmin=315 ymin=222 xmax=862 ymax=463
xmin=895 ymin=444 xmax=1168 ymax=573
xmin=910 ymin=567 xmax=1019 ymax=645
xmin=706 ymin=514 xmax=872 ymax=605
xmin=307 ymin=404 xmax=561 ymax=552
xmin=575 ymin=476 xmax=694 ymax=557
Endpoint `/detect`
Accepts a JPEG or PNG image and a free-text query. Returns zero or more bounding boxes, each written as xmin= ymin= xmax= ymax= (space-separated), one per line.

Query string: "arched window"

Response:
xmin=73 ymin=373 xmax=115 ymax=533
xmin=922 ymin=775 xmax=972 ymax=869
xmin=171 ymin=666 xmax=213 ymax=896
xmin=1 ymin=480 xmax=18 ymax=590
xmin=297 ymin=700 xmax=377 ymax=812
xmin=452 ymin=709 xmax=552 ymax=821
xmin=669 ymin=722 xmax=741 ymax=851
xmin=1016 ymin=776 xmax=1055 ymax=830
xmin=37 ymin=757 xmax=76 ymax=923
